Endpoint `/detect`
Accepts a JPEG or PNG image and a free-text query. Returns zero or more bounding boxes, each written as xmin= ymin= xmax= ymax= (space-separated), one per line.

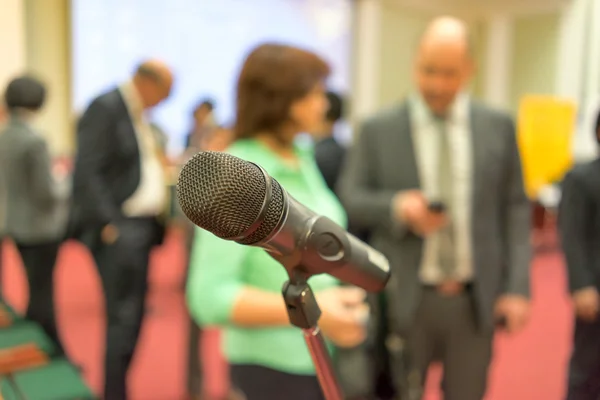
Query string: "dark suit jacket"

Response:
xmin=558 ymin=159 xmax=600 ymax=292
xmin=69 ymin=88 xmax=163 ymax=248
xmin=338 ymin=101 xmax=531 ymax=335
xmin=315 ymin=137 xmax=346 ymax=192
xmin=0 ymin=117 xmax=69 ymax=243
xmin=314 ymin=137 xmax=371 ymax=245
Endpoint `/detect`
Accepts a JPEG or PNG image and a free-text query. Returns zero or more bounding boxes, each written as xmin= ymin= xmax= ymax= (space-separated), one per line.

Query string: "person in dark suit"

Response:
xmin=558 ymin=111 xmax=600 ymax=400
xmin=314 ymin=91 xmax=346 ymax=192
xmin=69 ymin=60 xmax=173 ymax=400
xmin=312 ymin=92 xmax=376 ymax=399
xmin=338 ymin=17 xmax=531 ymax=400
xmin=314 ymin=92 xmax=370 ymax=241
xmin=0 ymin=76 xmax=70 ymax=354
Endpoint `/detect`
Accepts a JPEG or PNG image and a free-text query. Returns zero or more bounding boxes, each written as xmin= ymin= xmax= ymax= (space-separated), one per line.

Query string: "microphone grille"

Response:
xmin=177 ymin=151 xmax=266 ymax=239
xmin=238 ymin=175 xmax=284 ymax=245
xmin=176 ymin=151 xmax=284 ymax=244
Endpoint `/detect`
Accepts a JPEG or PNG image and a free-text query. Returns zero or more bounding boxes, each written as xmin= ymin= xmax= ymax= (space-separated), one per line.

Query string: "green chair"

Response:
xmin=0 ymin=376 xmax=20 ymax=400
xmin=0 ymin=321 xmax=57 ymax=358
xmin=12 ymin=358 xmax=97 ymax=400
xmin=0 ymin=301 xmax=22 ymax=324
xmin=0 ymin=299 xmax=95 ymax=399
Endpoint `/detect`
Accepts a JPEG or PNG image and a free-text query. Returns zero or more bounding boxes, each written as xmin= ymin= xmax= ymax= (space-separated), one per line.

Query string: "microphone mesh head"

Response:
xmin=177 ymin=151 xmax=285 ymax=244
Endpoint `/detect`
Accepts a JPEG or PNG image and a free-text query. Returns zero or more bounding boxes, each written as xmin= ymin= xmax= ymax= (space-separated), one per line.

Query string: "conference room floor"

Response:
xmin=1 ymin=228 xmax=572 ymax=400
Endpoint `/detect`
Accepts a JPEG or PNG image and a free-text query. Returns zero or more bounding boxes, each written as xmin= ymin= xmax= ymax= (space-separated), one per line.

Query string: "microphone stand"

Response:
xmin=282 ymin=269 xmax=344 ymax=400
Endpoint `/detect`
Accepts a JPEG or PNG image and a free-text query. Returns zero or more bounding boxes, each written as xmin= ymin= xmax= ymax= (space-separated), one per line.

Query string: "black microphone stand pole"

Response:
xmin=282 ymin=269 xmax=344 ymax=400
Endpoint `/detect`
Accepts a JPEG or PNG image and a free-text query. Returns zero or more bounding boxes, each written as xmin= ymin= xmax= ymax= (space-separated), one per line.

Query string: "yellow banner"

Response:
xmin=517 ymin=95 xmax=576 ymax=199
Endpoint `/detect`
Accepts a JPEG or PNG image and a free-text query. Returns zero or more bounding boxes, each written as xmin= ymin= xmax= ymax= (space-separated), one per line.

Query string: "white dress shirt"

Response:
xmin=410 ymin=93 xmax=474 ymax=284
xmin=119 ymin=82 xmax=166 ymax=217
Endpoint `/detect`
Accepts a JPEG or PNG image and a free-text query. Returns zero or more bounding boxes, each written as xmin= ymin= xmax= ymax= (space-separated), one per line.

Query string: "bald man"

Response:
xmin=339 ymin=17 xmax=531 ymax=400
xmin=69 ymin=60 xmax=173 ymax=400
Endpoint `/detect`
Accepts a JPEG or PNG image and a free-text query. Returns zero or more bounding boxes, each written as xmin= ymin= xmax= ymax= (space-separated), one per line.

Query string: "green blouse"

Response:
xmin=186 ymin=138 xmax=347 ymax=375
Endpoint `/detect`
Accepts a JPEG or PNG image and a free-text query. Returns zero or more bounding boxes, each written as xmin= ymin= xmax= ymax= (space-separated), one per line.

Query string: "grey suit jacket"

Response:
xmin=338 ymin=101 xmax=531 ymax=335
xmin=0 ymin=118 xmax=70 ymax=244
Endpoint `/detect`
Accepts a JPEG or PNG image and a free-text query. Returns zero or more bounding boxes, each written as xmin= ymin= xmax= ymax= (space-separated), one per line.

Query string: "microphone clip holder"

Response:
xmin=282 ymin=269 xmax=344 ymax=400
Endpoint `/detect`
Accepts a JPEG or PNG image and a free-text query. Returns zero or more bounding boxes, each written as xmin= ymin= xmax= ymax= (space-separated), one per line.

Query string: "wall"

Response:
xmin=510 ymin=12 xmax=560 ymax=114
xmin=0 ymin=0 xmax=26 ymax=98
xmin=5 ymin=0 xmax=565 ymax=153
xmin=469 ymin=20 xmax=488 ymax=100
xmin=0 ymin=0 xmax=71 ymax=155
xmin=377 ymin=2 xmax=431 ymax=108
xmin=24 ymin=0 xmax=72 ymax=156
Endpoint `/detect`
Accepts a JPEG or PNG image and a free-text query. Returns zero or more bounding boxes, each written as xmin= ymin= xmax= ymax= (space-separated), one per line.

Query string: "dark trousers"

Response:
xmin=392 ymin=287 xmax=493 ymax=400
xmin=91 ymin=218 xmax=158 ymax=400
xmin=231 ymin=364 xmax=324 ymax=400
xmin=187 ymin=321 xmax=203 ymax=397
xmin=15 ymin=240 xmax=65 ymax=355
xmin=566 ymin=318 xmax=600 ymax=399
xmin=184 ymin=224 xmax=204 ymax=397
xmin=373 ymin=293 xmax=396 ymax=400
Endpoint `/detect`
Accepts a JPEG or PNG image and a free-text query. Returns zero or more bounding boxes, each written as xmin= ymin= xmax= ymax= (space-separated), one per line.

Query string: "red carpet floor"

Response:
xmin=1 ymin=229 xmax=572 ymax=400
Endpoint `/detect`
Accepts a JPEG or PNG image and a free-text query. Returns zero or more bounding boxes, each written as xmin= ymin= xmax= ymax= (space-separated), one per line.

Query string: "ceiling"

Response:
xmin=392 ymin=0 xmax=572 ymax=17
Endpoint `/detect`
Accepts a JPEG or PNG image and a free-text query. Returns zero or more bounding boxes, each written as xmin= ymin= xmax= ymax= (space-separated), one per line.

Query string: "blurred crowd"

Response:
xmin=0 ymin=13 xmax=597 ymax=400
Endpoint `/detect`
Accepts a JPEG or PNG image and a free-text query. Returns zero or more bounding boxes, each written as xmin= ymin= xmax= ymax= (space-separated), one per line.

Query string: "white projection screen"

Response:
xmin=71 ymin=0 xmax=353 ymax=155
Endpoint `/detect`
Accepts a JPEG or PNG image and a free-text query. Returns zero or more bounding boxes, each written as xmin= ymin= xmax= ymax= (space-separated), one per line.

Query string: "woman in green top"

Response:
xmin=186 ymin=43 xmax=368 ymax=400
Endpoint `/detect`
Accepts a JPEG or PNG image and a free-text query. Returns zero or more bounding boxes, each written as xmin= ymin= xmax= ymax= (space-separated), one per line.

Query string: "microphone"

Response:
xmin=176 ymin=151 xmax=390 ymax=293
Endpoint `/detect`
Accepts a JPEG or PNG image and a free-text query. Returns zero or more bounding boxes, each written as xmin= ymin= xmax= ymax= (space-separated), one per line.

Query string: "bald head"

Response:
xmin=414 ymin=17 xmax=474 ymax=116
xmin=419 ymin=17 xmax=471 ymax=57
xmin=133 ymin=59 xmax=173 ymax=109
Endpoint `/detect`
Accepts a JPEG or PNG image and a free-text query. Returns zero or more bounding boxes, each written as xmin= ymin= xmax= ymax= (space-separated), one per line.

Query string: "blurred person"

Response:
xmin=558 ymin=109 xmax=600 ymax=400
xmin=150 ymin=121 xmax=169 ymax=151
xmin=312 ymin=92 xmax=375 ymax=398
xmin=338 ymin=16 xmax=531 ymax=400
xmin=0 ymin=76 xmax=70 ymax=354
xmin=314 ymin=91 xmax=346 ymax=192
xmin=201 ymin=125 xmax=232 ymax=152
xmin=149 ymin=121 xmax=181 ymax=231
xmin=68 ymin=60 xmax=173 ymax=400
xmin=186 ymin=43 xmax=369 ymax=400
xmin=183 ymin=123 xmax=236 ymax=400
xmin=184 ymin=99 xmax=215 ymax=152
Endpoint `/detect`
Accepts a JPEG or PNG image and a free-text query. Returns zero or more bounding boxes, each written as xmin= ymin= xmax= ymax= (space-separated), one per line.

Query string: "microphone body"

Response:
xmin=177 ymin=151 xmax=390 ymax=293
xmin=261 ymin=189 xmax=390 ymax=292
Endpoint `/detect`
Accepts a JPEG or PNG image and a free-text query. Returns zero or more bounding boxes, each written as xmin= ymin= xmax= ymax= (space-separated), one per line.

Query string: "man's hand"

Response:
xmin=572 ymin=287 xmax=599 ymax=322
xmin=52 ymin=160 xmax=70 ymax=180
xmin=101 ymin=224 xmax=119 ymax=244
xmin=494 ymin=295 xmax=530 ymax=333
xmin=393 ymin=191 xmax=446 ymax=236
xmin=317 ymin=287 xmax=369 ymax=348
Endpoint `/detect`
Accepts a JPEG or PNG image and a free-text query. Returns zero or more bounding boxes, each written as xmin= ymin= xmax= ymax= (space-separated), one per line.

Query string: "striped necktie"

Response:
xmin=436 ymin=120 xmax=456 ymax=279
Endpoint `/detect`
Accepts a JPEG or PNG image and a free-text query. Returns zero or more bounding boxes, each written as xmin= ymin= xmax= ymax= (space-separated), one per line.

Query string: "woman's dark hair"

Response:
xmin=4 ymin=76 xmax=47 ymax=112
xmin=234 ymin=43 xmax=330 ymax=141
xmin=325 ymin=91 xmax=344 ymax=123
